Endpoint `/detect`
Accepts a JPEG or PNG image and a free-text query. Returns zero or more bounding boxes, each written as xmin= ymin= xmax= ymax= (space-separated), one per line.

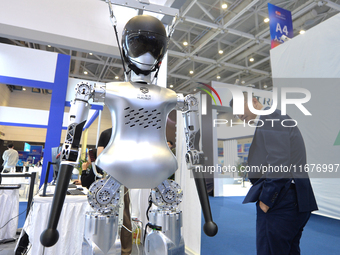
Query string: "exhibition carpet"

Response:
xmin=201 ymin=196 xmax=340 ymax=255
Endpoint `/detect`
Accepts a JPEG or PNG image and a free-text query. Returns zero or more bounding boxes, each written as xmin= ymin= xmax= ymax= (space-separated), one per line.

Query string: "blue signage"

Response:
xmin=268 ymin=3 xmax=294 ymax=48
xmin=244 ymin=143 xmax=251 ymax=153
xmin=30 ymin=145 xmax=43 ymax=155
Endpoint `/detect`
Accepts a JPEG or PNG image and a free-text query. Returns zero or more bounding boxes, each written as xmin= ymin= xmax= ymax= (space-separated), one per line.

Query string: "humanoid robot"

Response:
xmin=40 ymin=14 xmax=217 ymax=254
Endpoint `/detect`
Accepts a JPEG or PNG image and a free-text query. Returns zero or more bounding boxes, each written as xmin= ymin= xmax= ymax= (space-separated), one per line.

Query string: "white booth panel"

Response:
xmin=0 ymin=43 xmax=57 ymax=82
xmin=270 ymin=13 xmax=340 ymax=220
xmin=0 ymin=0 xmax=137 ymax=56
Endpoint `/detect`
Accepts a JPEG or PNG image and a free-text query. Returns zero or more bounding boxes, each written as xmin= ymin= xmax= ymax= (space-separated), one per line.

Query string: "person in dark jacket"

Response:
xmin=230 ymin=92 xmax=318 ymax=255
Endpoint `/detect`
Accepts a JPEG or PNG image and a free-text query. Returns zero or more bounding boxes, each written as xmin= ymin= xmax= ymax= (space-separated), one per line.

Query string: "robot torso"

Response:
xmin=96 ymin=81 xmax=178 ymax=188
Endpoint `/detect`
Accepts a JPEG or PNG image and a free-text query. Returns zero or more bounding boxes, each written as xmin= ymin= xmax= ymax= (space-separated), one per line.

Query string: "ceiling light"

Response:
xmin=218 ymin=49 xmax=223 ymax=54
xmin=222 ymin=3 xmax=228 ymax=9
xmin=89 ymin=52 xmax=93 ymax=55
xmin=22 ymin=88 xmax=26 ymax=91
xmin=241 ymin=80 xmax=245 ymax=84
xmin=84 ymin=71 xmax=88 ymax=75
xmin=193 ymin=89 xmax=197 ymax=92
xmin=170 ymin=84 xmax=174 ymax=88
xmin=183 ymin=41 xmax=188 ymax=46
xmin=263 ymin=85 xmax=268 ymax=88
xmin=249 ymin=57 xmax=254 ymax=62
xmin=217 ymin=75 xmax=221 ymax=79
xmin=300 ymin=30 xmax=306 ymax=34
xmin=47 ymin=45 xmax=51 ymax=47
xmin=115 ymin=76 xmax=119 ymax=79
xmin=264 ymin=18 xmax=270 ymax=23
xmin=189 ymin=70 xmax=194 ymax=74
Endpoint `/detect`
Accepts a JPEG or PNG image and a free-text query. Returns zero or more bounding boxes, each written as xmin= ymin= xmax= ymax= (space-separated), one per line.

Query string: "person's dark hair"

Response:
xmin=7 ymin=143 xmax=14 ymax=149
xmin=167 ymin=141 xmax=173 ymax=146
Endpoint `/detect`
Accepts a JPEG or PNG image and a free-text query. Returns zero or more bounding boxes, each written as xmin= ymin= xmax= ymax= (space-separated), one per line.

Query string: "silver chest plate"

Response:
xmin=96 ymin=82 xmax=178 ymax=188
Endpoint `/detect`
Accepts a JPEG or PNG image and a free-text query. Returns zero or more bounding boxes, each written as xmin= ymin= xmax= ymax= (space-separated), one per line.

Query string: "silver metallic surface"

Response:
xmin=130 ymin=71 xmax=152 ymax=84
xmin=93 ymin=83 xmax=106 ymax=103
xmin=181 ymin=94 xmax=205 ymax=169
xmin=96 ymin=81 xmax=178 ymax=188
xmin=175 ymin=93 xmax=186 ymax=111
xmin=75 ymin=82 xmax=93 ymax=101
xmin=151 ymin=180 xmax=183 ymax=210
xmin=145 ymin=210 xmax=184 ymax=255
xmin=87 ymin=177 xmax=121 ymax=214
xmin=82 ymin=211 xmax=121 ymax=255
xmin=92 ymin=163 xmax=103 ymax=178
xmin=60 ymin=83 xmax=92 ymax=161
xmin=130 ymin=52 xmax=157 ymax=71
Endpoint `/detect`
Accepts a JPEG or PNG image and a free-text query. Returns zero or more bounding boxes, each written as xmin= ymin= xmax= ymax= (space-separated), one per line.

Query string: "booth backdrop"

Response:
xmin=270 ymin=13 xmax=340 ymax=219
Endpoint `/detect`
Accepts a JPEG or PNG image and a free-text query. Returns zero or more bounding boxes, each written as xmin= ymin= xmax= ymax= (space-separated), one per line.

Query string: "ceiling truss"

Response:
xmin=1 ymin=0 xmax=340 ymax=94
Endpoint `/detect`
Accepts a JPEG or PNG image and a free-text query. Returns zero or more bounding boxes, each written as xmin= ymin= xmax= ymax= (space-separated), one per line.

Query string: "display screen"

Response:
xmin=24 ymin=142 xmax=31 ymax=152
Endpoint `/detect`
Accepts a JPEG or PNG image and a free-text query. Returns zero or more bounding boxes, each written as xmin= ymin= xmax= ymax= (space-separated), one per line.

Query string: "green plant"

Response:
xmin=77 ymin=158 xmax=87 ymax=175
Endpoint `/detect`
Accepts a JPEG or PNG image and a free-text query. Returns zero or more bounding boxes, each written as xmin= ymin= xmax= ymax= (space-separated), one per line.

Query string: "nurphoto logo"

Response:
xmin=199 ymin=84 xmax=312 ymax=128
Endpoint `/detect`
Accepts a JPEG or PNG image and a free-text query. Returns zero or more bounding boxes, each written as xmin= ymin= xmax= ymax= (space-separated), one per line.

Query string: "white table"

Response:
xmin=18 ymin=191 xmax=91 ymax=255
xmin=0 ymin=188 xmax=20 ymax=241
xmin=1 ymin=172 xmax=39 ymax=200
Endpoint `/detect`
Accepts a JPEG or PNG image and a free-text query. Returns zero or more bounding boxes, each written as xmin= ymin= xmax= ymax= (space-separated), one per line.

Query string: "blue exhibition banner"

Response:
xmin=30 ymin=145 xmax=43 ymax=155
xmin=268 ymin=3 xmax=293 ymax=49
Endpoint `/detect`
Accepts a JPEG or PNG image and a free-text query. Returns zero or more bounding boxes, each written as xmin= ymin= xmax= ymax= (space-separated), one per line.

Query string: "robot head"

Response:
xmin=122 ymin=15 xmax=168 ymax=76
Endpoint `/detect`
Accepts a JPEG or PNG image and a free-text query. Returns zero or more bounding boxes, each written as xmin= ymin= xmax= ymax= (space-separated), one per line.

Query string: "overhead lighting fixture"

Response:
xmin=263 ymin=84 xmax=268 ymax=88
xmin=218 ymin=49 xmax=223 ymax=54
xmin=22 ymin=88 xmax=26 ymax=91
xmin=300 ymin=30 xmax=306 ymax=34
xmin=222 ymin=3 xmax=228 ymax=9
xmin=84 ymin=71 xmax=88 ymax=75
xmin=217 ymin=75 xmax=221 ymax=79
xmin=264 ymin=18 xmax=270 ymax=23
xmin=193 ymin=89 xmax=197 ymax=92
xmin=183 ymin=41 xmax=188 ymax=46
xmin=47 ymin=45 xmax=51 ymax=47
xmin=170 ymin=84 xmax=174 ymax=88
xmin=89 ymin=52 xmax=93 ymax=55
xmin=189 ymin=70 xmax=194 ymax=74
xmin=115 ymin=76 xmax=119 ymax=79
xmin=241 ymin=80 xmax=245 ymax=84
xmin=249 ymin=57 xmax=254 ymax=62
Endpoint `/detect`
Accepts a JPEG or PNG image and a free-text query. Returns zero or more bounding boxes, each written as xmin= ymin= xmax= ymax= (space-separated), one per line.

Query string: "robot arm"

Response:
xmin=178 ymin=94 xmax=218 ymax=237
xmin=40 ymin=82 xmax=94 ymax=247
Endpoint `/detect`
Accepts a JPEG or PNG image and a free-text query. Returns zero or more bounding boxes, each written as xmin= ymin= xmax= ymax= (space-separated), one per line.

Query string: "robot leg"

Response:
xmin=144 ymin=180 xmax=185 ymax=255
xmin=82 ymin=176 xmax=122 ymax=255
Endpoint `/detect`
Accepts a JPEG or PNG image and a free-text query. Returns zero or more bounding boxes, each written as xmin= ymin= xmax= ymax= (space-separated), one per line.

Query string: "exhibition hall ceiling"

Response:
xmin=1 ymin=0 xmax=340 ymax=94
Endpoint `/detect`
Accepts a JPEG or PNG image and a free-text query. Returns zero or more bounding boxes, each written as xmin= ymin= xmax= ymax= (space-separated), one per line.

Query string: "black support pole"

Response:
xmin=41 ymin=162 xmax=56 ymax=197
xmin=26 ymin=172 xmax=36 ymax=218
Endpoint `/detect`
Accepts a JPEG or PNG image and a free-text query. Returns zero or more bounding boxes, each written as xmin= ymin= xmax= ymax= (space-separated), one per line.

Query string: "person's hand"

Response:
xmin=82 ymin=161 xmax=90 ymax=170
xmin=259 ymin=201 xmax=270 ymax=213
xmin=73 ymin=180 xmax=81 ymax=185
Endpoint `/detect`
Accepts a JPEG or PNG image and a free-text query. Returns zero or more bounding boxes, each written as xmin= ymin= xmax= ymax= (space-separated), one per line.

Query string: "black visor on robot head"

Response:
xmin=123 ymin=30 xmax=168 ymax=61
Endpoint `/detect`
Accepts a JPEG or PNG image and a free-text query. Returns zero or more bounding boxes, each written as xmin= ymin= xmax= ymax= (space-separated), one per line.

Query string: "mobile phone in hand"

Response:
xmin=88 ymin=149 xmax=97 ymax=162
